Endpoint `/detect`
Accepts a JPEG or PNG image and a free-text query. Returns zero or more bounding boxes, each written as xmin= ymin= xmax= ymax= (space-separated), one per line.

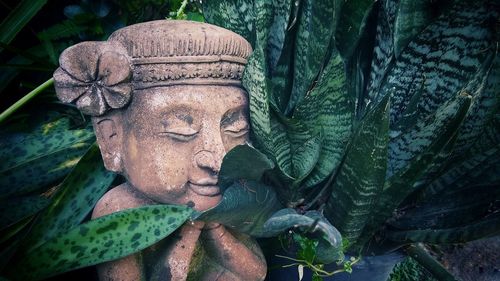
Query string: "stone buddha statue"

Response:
xmin=53 ymin=20 xmax=266 ymax=281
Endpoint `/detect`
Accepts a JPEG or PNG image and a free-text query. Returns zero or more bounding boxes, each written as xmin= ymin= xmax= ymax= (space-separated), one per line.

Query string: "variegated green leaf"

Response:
xmin=386 ymin=212 xmax=500 ymax=244
xmin=376 ymin=1 xmax=496 ymax=127
xmin=291 ymin=135 xmax=321 ymax=183
xmin=285 ymin=0 xmax=340 ymax=113
xmin=263 ymin=208 xmax=343 ymax=263
xmin=199 ymin=181 xmax=282 ymax=237
xmin=218 ymin=144 xmax=275 ymax=189
xmin=266 ymin=0 xmax=293 ymax=72
xmin=388 ymin=92 xmax=476 ymax=177
xmin=356 ymin=94 xmax=472 ymax=250
xmin=0 ymin=118 xmax=95 ymax=198
xmin=9 ymin=205 xmax=192 ymax=281
xmin=202 ymin=0 xmax=255 ymax=45
xmin=325 ymin=95 xmax=389 ymax=244
xmin=293 ymin=52 xmax=353 ymax=187
xmin=390 ymin=183 xmax=500 ymax=231
xmin=22 ymin=144 xmax=116 ymax=252
xmin=0 ymin=196 xmax=49 ymax=231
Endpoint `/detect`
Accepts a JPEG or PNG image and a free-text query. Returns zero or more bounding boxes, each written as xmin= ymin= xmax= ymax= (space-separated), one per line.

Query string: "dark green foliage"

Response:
xmin=388 ymin=257 xmax=438 ymax=281
xmin=8 ymin=205 xmax=192 ymax=281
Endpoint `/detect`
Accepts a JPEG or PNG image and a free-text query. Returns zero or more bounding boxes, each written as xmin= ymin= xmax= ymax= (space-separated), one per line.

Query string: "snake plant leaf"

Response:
xmin=365 ymin=0 xmax=397 ymax=106
xmin=0 ymin=118 xmax=95 ymax=198
xmin=293 ymin=51 xmax=353 ymax=188
xmin=0 ymin=195 xmax=49 ymax=231
xmin=218 ymin=144 xmax=275 ymax=189
xmin=451 ymin=49 xmax=499 ymax=158
xmin=198 ymin=180 xmax=282 ymax=237
xmin=386 ymin=211 xmax=500 ymax=244
xmin=356 ymin=94 xmax=472 ymax=250
xmin=202 ymin=0 xmax=255 ymax=45
xmin=335 ymin=0 xmax=376 ymax=60
xmin=377 ymin=1 xmax=495 ymax=127
xmin=325 ymin=94 xmax=389 ymax=244
xmin=390 ymin=182 xmax=500 ymax=231
xmin=393 ymin=0 xmax=430 ymax=58
xmin=263 ymin=208 xmax=343 ymax=263
xmin=291 ymin=134 xmax=321 ymax=183
xmin=22 ymin=144 xmax=116 ymax=252
xmin=265 ymin=0 xmax=293 ymax=72
xmin=285 ymin=0 xmax=340 ymax=114
xmin=9 ymin=205 xmax=192 ymax=281
xmin=419 ymin=146 xmax=499 ymax=201
xmin=388 ymin=91 xmax=476 ymax=177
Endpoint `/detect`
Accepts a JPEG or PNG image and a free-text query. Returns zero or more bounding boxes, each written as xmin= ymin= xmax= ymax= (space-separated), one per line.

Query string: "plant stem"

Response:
xmin=0 ymin=77 xmax=53 ymax=124
xmin=176 ymin=0 xmax=188 ymax=19
xmin=405 ymin=243 xmax=458 ymax=281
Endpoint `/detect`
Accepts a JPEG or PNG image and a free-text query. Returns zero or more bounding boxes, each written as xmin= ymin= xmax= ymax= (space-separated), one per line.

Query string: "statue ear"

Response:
xmin=92 ymin=111 xmax=124 ymax=173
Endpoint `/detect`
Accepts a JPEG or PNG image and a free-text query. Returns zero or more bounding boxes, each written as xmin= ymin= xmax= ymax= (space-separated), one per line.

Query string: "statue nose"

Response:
xmin=194 ymin=150 xmax=220 ymax=174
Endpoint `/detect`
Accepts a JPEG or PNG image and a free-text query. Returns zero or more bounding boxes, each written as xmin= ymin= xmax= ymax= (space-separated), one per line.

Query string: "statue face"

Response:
xmin=120 ymin=85 xmax=249 ymax=211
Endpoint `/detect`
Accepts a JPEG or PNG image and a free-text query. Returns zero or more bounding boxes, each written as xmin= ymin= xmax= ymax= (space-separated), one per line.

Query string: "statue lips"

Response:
xmin=188 ymin=178 xmax=220 ymax=196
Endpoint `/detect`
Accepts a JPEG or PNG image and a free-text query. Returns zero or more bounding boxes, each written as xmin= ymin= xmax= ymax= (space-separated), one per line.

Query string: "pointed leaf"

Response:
xmin=198 ymin=181 xmax=283 ymax=237
xmin=0 ymin=196 xmax=49 ymax=231
xmin=0 ymin=0 xmax=47 ymax=49
xmin=286 ymin=0 xmax=340 ymax=113
xmin=22 ymin=144 xmax=116 ymax=252
xmin=218 ymin=144 xmax=275 ymax=189
xmin=293 ymin=52 xmax=353 ymax=187
xmin=9 ymin=205 xmax=192 ymax=281
xmin=325 ymin=95 xmax=389 ymax=244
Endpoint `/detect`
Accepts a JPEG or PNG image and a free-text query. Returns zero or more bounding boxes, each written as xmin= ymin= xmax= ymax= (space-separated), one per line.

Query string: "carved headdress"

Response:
xmin=53 ymin=20 xmax=252 ymax=116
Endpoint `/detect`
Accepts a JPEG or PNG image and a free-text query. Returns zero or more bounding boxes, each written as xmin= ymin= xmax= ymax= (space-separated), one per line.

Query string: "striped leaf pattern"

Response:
xmin=377 ymin=1 xmax=495 ymax=128
xmin=285 ymin=0 xmax=339 ymax=113
xmin=293 ymin=52 xmax=353 ymax=187
xmin=325 ymin=95 xmax=389 ymax=243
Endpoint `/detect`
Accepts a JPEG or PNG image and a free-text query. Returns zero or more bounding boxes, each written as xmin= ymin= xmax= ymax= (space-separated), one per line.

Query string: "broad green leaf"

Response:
xmin=293 ymin=51 xmax=353 ymax=187
xmin=0 ymin=0 xmax=47 ymax=49
xmin=420 ymin=146 xmax=499 ymax=201
xmin=386 ymin=211 xmax=500 ymax=244
xmin=387 ymin=92 xmax=475 ymax=177
xmin=377 ymin=1 xmax=495 ymax=127
xmin=265 ymin=0 xmax=293 ymax=72
xmin=285 ymin=0 xmax=340 ymax=113
xmin=202 ymin=0 xmax=255 ymax=45
xmin=291 ymin=135 xmax=321 ymax=182
xmin=198 ymin=181 xmax=282 ymax=237
xmin=335 ymin=0 xmax=375 ymax=60
xmin=325 ymin=95 xmax=389 ymax=244
xmin=393 ymin=0 xmax=447 ymax=58
xmin=22 ymin=144 xmax=116 ymax=252
xmin=0 ymin=196 xmax=49 ymax=231
xmin=10 ymin=205 xmax=192 ymax=281
xmin=0 ymin=118 xmax=95 ymax=198
xmin=263 ymin=208 xmax=343 ymax=263
xmin=218 ymin=144 xmax=275 ymax=189
xmin=356 ymin=94 xmax=472 ymax=250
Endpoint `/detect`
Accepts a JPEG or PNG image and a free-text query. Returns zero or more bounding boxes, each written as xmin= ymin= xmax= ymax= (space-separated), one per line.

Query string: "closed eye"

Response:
xmin=224 ymin=126 xmax=249 ymax=138
xmin=158 ymin=127 xmax=198 ymax=141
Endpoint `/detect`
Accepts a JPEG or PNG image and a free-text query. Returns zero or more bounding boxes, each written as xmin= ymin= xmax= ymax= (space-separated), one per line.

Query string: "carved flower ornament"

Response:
xmin=53 ymin=42 xmax=132 ymax=116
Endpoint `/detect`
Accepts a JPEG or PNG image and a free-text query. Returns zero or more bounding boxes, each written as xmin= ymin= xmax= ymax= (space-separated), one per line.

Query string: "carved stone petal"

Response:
xmin=58 ymin=42 xmax=101 ymax=83
xmin=101 ymin=84 xmax=132 ymax=109
xmin=76 ymin=87 xmax=107 ymax=116
xmin=98 ymin=51 xmax=131 ymax=86
xmin=53 ymin=67 xmax=90 ymax=103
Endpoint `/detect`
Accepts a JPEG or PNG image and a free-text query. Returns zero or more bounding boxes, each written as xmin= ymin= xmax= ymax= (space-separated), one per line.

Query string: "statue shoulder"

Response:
xmin=92 ymin=183 xmax=153 ymax=219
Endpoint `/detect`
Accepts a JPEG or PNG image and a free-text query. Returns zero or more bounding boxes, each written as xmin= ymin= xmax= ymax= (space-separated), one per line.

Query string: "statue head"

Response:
xmin=53 ymin=20 xmax=252 ymax=211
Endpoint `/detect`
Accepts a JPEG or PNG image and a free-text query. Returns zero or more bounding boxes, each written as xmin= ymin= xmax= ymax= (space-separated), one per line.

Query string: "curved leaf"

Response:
xmin=263 ymin=208 xmax=343 ymax=263
xmin=9 ymin=205 xmax=192 ymax=281
xmin=325 ymin=95 xmax=389 ymax=244
xmin=198 ymin=180 xmax=282 ymax=237
xmin=0 ymin=196 xmax=49 ymax=231
xmin=22 ymin=144 xmax=116 ymax=252
xmin=218 ymin=144 xmax=275 ymax=189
